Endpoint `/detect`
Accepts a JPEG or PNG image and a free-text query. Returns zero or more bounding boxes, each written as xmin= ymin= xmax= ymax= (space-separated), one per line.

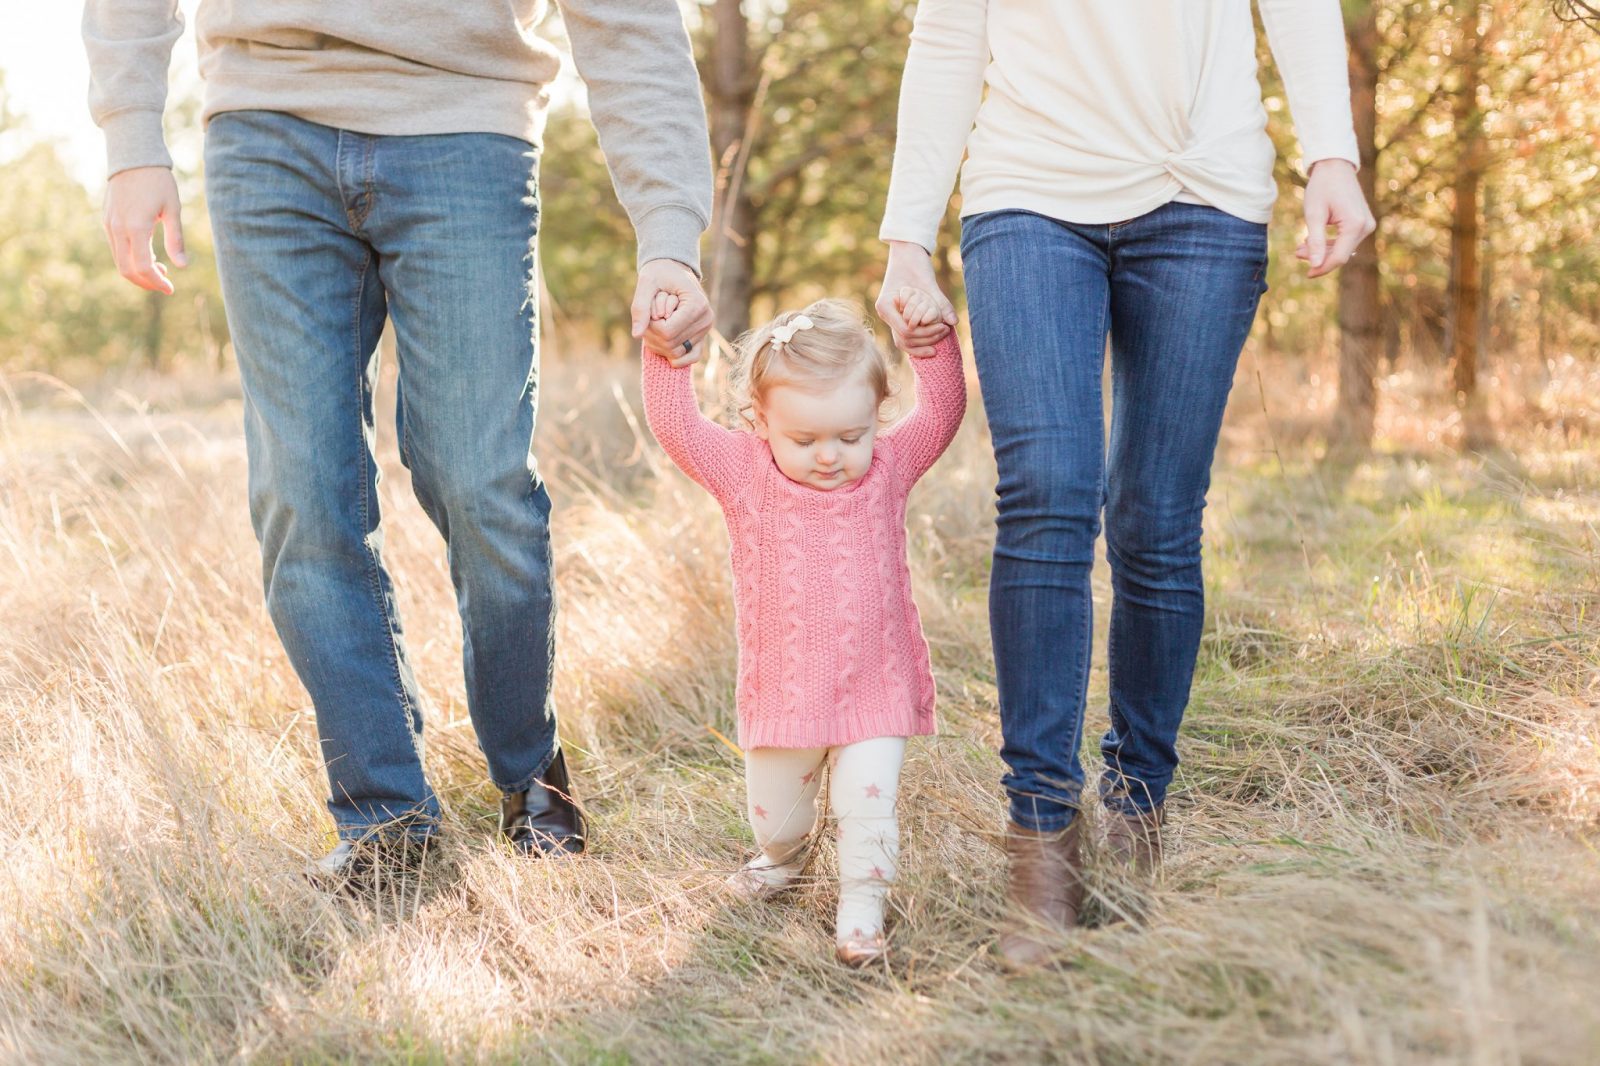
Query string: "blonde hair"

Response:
xmin=731 ymin=298 xmax=894 ymax=427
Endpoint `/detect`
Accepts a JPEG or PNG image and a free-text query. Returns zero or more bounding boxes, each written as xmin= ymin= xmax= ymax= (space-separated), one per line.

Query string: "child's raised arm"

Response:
xmin=640 ymin=348 xmax=755 ymax=502
xmin=880 ymin=331 xmax=968 ymax=488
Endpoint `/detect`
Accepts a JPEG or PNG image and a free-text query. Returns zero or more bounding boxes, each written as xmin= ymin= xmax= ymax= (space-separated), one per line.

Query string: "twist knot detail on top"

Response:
xmin=880 ymin=0 xmax=1361 ymax=251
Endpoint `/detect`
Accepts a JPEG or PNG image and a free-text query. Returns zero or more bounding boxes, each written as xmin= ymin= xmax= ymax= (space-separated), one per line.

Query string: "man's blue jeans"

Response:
xmin=204 ymin=111 xmax=558 ymax=840
xmin=960 ymin=203 xmax=1268 ymax=832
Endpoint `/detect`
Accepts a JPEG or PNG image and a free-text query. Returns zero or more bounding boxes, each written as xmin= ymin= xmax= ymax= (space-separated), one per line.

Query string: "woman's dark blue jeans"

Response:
xmin=960 ymin=203 xmax=1268 ymax=833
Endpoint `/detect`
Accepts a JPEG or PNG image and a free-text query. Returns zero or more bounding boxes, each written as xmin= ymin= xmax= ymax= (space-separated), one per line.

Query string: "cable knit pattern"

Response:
xmin=826 ymin=493 xmax=859 ymax=712
xmin=641 ymin=334 xmax=967 ymax=749
xmin=779 ymin=506 xmax=808 ymax=733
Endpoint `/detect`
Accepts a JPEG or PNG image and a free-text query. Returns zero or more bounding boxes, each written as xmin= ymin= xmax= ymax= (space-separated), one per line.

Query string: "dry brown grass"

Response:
xmin=1 ymin=344 xmax=1597 ymax=1064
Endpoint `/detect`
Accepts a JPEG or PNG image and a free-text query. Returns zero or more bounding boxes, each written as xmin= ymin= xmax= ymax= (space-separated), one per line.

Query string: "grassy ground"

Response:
xmin=1 ymin=344 xmax=1596 ymax=1064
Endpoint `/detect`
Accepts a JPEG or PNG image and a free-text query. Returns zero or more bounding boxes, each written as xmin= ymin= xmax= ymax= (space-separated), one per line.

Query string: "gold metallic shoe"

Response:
xmin=835 ymin=931 xmax=888 ymax=968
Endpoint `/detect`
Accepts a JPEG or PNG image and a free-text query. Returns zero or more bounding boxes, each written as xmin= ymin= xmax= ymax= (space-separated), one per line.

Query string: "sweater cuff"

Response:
xmin=878 ymin=218 xmax=938 ymax=257
xmin=635 ymin=204 xmax=707 ymax=277
xmin=103 ymin=109 xmax=173 ymax=177
xmin=1299 ymin=131 xmax=1362 ymax=175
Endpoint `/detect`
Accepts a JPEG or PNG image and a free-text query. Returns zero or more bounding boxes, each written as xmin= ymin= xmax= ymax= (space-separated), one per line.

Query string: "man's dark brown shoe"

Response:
xmin=995 ymin=817 xmax=1085 ymax=970
xmin=305 ymin=834 xmax=433 ymax=893
xmin=500 ymin=747 xmax=587 ymax=856
xmin=1105 ymin=804 xmax=1165 ymax=876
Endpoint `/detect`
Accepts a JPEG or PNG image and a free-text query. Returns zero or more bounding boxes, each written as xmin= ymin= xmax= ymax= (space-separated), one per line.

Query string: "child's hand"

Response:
xmin=895 ymin=287 xmax=952 ymax=353
xmin=648 ymin=291 xmax=696 ymax=366
xmin=651 ymin=290 xmax=680 ymax=322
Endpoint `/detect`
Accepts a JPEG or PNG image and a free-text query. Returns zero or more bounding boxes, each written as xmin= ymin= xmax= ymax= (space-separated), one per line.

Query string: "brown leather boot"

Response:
xmin=995 ymin=818 xmax=1085 ymax=970
xmin=1104 ymin=804 xmax=1165 ymax=876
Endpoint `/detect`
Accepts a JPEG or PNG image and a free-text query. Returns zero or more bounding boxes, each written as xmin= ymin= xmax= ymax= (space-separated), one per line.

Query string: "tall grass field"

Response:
xmin=1 ymin=341 xmax=1597 ymax=1064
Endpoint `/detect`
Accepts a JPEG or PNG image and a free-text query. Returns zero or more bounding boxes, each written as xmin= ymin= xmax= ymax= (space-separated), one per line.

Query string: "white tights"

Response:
xmin=742 ymin=736 xmax=907 ymax=943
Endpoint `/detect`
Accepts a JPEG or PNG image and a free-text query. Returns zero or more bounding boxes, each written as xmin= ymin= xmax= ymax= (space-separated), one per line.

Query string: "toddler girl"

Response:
xmin=641 ymin=294 xmax=965 ymax=966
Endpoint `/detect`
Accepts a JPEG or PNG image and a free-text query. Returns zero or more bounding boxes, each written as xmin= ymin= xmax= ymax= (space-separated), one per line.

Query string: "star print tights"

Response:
xmin=742 ymin=736 xmax=907 ymax=943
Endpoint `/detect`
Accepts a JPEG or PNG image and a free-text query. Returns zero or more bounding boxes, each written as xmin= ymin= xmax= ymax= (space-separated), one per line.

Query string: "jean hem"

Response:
xmin=1100 ymin=793 xmax=1167 ymax=817
xmin=1098 ymin=770 xmax=1169 ymax=816
xmin=1006 ymin=798 xmax=1082 ymax=834
xmin=495 ymin=742 xmax=562 ymax=796
xmin=335 ymin=818 xmax=440 ymax=844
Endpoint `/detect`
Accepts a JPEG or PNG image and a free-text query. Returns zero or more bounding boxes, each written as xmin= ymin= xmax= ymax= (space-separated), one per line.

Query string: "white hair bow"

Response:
xmin=770 ymin=314 xmax=815 ymax=348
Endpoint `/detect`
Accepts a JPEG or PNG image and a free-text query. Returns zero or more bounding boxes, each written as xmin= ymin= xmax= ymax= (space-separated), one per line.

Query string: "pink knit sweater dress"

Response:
xmin=641 ymin=333 xmax=968 ymax=750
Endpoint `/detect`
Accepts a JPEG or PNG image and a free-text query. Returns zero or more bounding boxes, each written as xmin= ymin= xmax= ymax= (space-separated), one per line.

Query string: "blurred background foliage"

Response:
xmin=1 ymin=0 xmax=1596 ymax=455
xmin=1 ymin=78 xmax=226 ymax=377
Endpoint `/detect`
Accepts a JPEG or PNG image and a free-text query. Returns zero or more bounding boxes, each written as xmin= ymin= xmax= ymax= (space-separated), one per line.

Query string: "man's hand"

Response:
xmin=1297 ymin=158 xmax=1376 ymax=280
xmin=104 ymin=166 xmax=188 ymax=294
xmin=632 ymin=258 xmax=714 ymax=367
xmin=876 ymin=241 xmax=957 ymax=356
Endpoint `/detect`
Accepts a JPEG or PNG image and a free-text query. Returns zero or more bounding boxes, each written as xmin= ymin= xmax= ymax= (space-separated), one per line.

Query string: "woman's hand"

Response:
xmin=1297 ymin=159 xmax=1376 ymax=279
xmin=876 ymin=241 xmax=958 ymax=356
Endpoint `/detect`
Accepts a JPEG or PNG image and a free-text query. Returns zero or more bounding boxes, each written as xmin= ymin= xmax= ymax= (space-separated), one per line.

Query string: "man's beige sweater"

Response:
xmin=82 ymin=0 xmax=712 ymax=269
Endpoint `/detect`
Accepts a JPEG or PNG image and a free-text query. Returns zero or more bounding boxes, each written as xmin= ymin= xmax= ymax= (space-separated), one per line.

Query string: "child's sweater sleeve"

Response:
xmin=640 ymin=348 xmax=753 ymax=501
xmin=881 ymin=332 xmax=968 ymax=488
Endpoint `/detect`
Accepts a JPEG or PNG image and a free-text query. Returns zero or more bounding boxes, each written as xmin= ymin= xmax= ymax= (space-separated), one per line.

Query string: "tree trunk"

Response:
xmin=934 ymin=235 xmax=962 ymax=317
xmin=1448 ymin=2 xmax=1485 ymax=406
xmin=1479 ymin=180 xmax=1495 ymax=358
xmin=1330 ymin=0 xmax=1382 ymax=456
xmin=1535 ymin=273 xmax=1548 ymax=371
xmin=1449 ymin=1 xmax=1494 ymax=449
xmin=705 ymin=0 xmax=757 ymax=342
xmin=195 ymin=292 xmax=223 ymax=371
xmin=143 ymin=290 xmax=165 ymax=371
